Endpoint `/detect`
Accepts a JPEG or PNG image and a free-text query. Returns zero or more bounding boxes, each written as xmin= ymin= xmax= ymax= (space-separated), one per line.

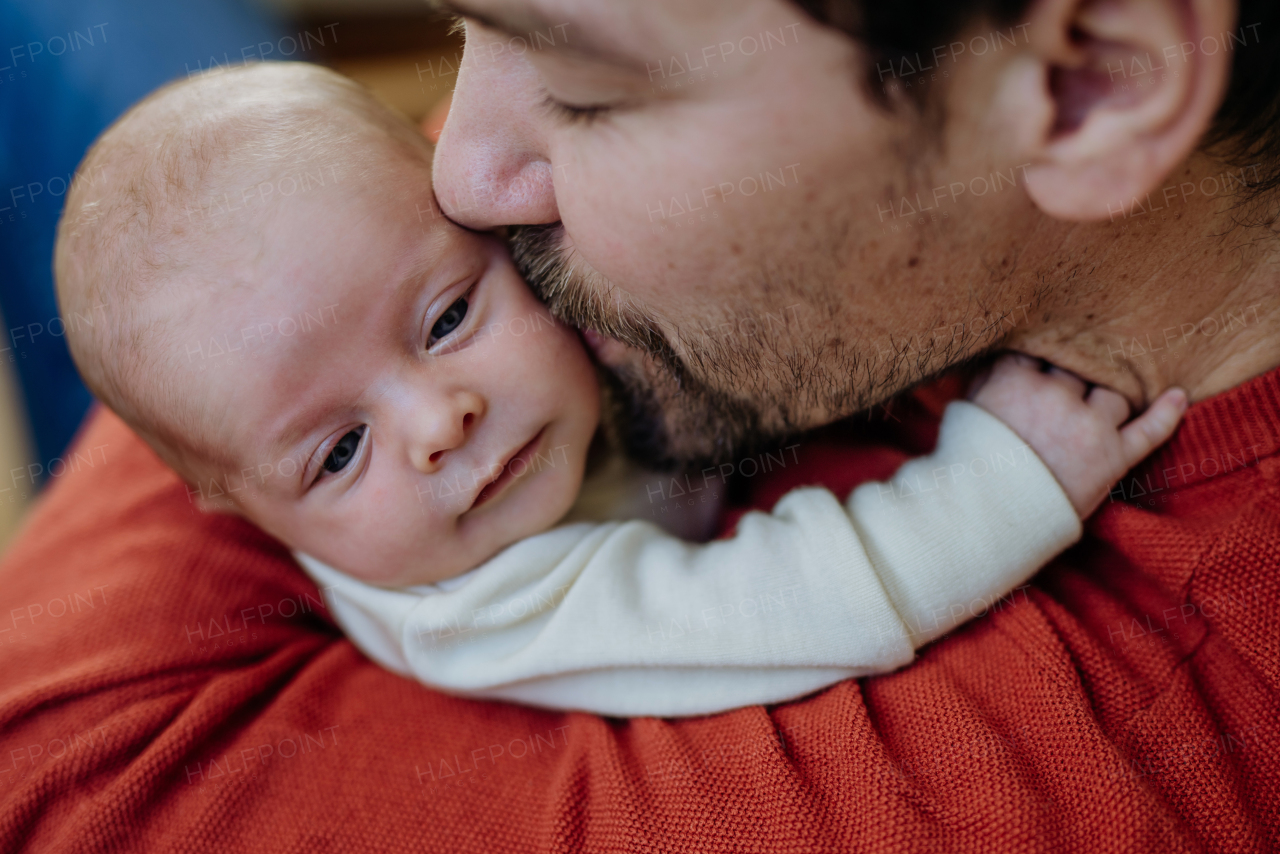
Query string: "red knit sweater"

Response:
xmin=0 ymin=368 xmax=1277 ymax=852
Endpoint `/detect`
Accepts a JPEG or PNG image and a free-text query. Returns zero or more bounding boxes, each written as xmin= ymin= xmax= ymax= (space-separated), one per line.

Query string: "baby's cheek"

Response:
xmin=338 ymin=503 xmax=439 ymax=584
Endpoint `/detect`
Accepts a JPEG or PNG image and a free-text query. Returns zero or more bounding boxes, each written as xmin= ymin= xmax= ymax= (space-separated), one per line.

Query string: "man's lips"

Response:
xmin=581 ymin=329 xmax=608 ymax=356
xmin=580 ymin=329 xmax=627 ymax=364
xmin=470 ymin=428 xmax=545 ymax=510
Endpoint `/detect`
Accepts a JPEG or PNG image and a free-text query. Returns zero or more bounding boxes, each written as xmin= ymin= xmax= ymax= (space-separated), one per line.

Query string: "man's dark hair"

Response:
xmin=794 ymin=0 xmax=1280 ymax=207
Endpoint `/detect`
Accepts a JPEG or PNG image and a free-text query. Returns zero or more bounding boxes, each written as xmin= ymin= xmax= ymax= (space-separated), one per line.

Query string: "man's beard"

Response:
xmin=595 ymin=343 xmax=772 ymax=473
xmin=509 ymin=207 xmax=1039 ymax=472
xmin=508 ymin=223 xmax=865 ymax=472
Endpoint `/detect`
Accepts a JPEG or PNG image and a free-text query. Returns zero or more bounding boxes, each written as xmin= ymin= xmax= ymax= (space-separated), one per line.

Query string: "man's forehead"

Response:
xmin=439 ymin=0 xmax=752 ymax=63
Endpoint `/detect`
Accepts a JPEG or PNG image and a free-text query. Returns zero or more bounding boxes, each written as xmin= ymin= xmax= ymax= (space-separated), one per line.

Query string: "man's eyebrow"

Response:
xmin=431 ymin=0 xmax=640 ymax=66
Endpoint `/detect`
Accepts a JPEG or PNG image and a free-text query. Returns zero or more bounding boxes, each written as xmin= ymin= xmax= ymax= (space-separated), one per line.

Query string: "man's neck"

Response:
xmin=1007 ymin=153 xmax=1280 ymax=408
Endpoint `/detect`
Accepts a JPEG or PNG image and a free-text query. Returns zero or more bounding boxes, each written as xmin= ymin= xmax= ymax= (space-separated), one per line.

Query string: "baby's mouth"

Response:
xmin=471 ymin=428 xmax=546 ymax=510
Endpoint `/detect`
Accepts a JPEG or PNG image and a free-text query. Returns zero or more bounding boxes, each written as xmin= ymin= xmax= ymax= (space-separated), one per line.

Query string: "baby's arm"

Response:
xmin=855 ymin=353 xmax=1186 ymax=646
xmin=298 ymin=356 xmax=1185 ymax=718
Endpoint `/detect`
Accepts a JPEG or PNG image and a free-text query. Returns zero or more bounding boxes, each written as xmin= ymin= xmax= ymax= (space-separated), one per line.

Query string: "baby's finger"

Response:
xmin=1087 ymin=385 xmax=1130 ymax=427
xmin=990 ymin=352 xmax=1041 ymax=379
xmin=969 ymin=353 xmax=1035 ymax=398
xmin=1002 ymin=352 xmax=1041 ymax=371
xmin=1046 ymin=365 xmax=1088 ymax=397
xmin=1119 ymin=388 xmax=1189 ymax=466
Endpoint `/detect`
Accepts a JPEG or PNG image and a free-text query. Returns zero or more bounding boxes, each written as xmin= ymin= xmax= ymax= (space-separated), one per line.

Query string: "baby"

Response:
xmin=54 ymin=64 xmax=1186 ymax=717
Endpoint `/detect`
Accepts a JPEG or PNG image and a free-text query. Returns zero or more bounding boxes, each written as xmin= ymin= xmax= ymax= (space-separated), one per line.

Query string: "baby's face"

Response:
xmin=187 ymin=164 xmax=600 ymax=587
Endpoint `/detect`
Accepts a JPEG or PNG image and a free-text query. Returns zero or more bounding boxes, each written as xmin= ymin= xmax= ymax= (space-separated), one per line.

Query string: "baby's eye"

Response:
xmin=429 ymin=297 xmax=468 ymax=344
xmin=322 ymin=427 xmax=365 ymax=474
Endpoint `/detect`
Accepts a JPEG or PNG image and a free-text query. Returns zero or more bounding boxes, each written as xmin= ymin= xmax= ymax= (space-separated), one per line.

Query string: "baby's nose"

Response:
xmin=409 ymin=394 xmax=484 ymax=474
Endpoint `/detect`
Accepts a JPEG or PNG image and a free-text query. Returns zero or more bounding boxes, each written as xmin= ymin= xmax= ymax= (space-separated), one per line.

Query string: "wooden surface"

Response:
xmin=0 ymin=311 xmax=33 ymax=552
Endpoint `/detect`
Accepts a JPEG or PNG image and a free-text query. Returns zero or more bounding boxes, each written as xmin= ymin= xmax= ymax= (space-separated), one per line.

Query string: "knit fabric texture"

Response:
xmin=0 ymin=369 xmax=1276 ymax=852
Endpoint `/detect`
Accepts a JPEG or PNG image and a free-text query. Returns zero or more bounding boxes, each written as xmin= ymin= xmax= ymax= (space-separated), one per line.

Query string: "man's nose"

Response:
xmin=407 ymin=389 xmax=486 ymax=474
xmin=432 ymin=21 xmax=559 ymax=228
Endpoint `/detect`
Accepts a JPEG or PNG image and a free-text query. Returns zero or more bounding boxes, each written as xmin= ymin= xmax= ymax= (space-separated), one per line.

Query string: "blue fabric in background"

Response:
xmin=0 ymin=0 xmax=285 ymax=484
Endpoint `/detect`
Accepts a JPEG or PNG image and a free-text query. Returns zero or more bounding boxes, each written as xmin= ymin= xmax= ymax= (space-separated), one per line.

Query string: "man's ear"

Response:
xmin=1006 ymin=0 xmax=1235 ymax=220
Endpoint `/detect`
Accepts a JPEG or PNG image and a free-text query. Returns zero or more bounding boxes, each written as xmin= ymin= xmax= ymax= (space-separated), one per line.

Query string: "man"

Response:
xmin=0 ymin=0 xmax=1276 ymax=850
xmin=432 ymin=0 xmax=1279 ymax=465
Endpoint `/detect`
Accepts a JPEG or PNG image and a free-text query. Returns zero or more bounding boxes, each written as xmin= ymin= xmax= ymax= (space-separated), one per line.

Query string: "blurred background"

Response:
xmin=0 ymin=0 xmax=460 ymax=549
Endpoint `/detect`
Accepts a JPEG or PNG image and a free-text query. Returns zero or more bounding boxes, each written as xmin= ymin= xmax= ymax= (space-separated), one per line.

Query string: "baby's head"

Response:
xmin=55 ymin=63 xmax=600 ymax=587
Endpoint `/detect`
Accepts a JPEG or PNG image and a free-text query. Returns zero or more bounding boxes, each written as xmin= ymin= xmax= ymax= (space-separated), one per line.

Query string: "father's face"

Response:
xmin=433 ymin=0 xmax=1037 ymax=469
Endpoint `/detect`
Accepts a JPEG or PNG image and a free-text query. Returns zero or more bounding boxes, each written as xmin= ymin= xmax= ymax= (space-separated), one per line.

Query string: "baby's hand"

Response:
xmin=967 ymin=353 xmax=1188 ymax=518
